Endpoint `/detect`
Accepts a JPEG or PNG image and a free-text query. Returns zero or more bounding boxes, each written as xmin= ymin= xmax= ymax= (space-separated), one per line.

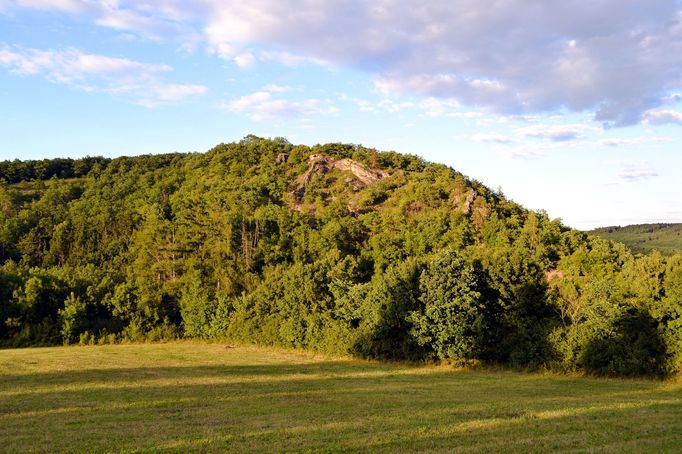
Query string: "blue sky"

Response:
xmin=1 ymin=1 xmax=681 ymax=229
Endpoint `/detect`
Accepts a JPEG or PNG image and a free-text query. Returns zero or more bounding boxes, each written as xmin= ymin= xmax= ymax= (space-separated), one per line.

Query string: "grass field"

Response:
xmin=1 ymin=343 xmax=681 ymax=453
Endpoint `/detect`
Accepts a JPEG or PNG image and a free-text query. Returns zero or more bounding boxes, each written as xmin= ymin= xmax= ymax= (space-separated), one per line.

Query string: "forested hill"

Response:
xmin=1 ymin=136 xmax=681 ymax=377
xmin=589 ymin=224 xmax=682 ymax=255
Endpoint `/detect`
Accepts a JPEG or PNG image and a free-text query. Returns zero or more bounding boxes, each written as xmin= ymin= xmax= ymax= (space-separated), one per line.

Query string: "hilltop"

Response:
xmin=590 ymin=223 xmax=682 ymax=255
xmin=0 ymin=136 xmax=681 ymax=377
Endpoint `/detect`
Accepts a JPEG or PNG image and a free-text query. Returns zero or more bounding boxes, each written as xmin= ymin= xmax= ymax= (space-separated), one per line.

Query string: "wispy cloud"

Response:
xmin=10 ymin=0 xmax=85 ymax=13
xmin=4 ymin=0 xmax=195 ymax=40
xmin=498 ymin=147 xmax=546 ymax=160
xmin=641 ymin=109 xmax=682 ymax=125
xmin=223 ymin=89 xmax=337 ymax=120
xmin=470 ymin=133 xmax=513 ymax=144
xmin=618 ymin=165 xmax=659 ymax=181
xmin=261 ymin=83 xmax=290 ymax=93
xmin=0 ymin=44 xmax=207 ymax=106
xmin=417 ymin=97 xmax=462 ymax=118
xmin=600 ymin=138 xmax=640 ymax=147
xmin=259 ymin=50 xmax=329 ymax=68
xmin=597 ymin=136 xmax=671 ymax=147
xmin=516 ymin=124 xmax=595 ymax=142
xmin=135 ymin=84 xmax=208 ymax=108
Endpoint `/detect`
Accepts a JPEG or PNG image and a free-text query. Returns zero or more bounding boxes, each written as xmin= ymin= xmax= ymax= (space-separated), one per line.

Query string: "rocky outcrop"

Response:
xmin=295 ymin=154 xmax=388 ymax=198
xmin=333 ymin=158 xmax=389 ymax=185
xmin=545 ymin=269 xmax=564 ymax=282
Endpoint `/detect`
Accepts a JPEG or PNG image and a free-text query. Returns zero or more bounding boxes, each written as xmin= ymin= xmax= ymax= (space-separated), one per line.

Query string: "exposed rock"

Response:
xmin=334 ymin=158 xmax=389 ymax=185
xmin=545 ymin=269 xmax=564 ymax=282
xmin=452 ymin=189 xmax=477 ymax=214
xmin=462 ymin=191 xmax=476 ymax=213
xmin=294 ymin=154 xmax=389 ymax=199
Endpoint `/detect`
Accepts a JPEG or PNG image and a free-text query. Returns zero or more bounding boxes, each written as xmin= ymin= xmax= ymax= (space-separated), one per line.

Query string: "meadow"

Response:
xmin=1 ymin=343 xmax=681 ymax=453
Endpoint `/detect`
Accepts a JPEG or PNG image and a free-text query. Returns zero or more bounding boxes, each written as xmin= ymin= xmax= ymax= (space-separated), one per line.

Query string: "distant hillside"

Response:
xmin=1 ymin=136 xmax=681 ymax=377
xmin=589 ymin=223 xmax=682 ymax=255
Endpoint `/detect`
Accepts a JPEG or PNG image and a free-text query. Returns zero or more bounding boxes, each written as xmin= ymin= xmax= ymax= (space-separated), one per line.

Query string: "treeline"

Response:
xmin=0 ymin=136 xmax=680 ymax=377
xmin=0 ymin=156 xmax=111 ymax=184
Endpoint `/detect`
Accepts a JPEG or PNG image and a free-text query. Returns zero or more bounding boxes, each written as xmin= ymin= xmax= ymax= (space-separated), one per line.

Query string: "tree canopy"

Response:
xmin=1 ymin=136 xmax=680 ymax=377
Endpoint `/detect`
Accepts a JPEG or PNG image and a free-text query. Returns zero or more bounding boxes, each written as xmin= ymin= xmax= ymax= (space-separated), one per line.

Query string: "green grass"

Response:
xmin=1 ymin=343 xmax=681 ymax=453
xmin=590 ymin=223 xmax=682 ymax=255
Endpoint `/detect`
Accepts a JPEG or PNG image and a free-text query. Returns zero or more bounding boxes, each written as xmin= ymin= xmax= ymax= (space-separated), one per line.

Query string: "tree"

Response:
xmin=410 ymin=249 xmax=496 ymax=362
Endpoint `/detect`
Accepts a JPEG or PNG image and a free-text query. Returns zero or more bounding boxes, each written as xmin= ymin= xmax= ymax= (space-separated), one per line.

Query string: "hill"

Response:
xmin=1 ymin=136 xmax=681 ymax=376
xmin=590 ymin=223 xmax=682 ymax=255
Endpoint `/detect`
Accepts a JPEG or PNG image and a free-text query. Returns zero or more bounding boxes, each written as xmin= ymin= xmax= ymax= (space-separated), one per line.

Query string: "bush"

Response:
xmin=580 ymin=309 xmax=668 ymax=377
xmin=409 ymin=250 xmax=496 ymax=363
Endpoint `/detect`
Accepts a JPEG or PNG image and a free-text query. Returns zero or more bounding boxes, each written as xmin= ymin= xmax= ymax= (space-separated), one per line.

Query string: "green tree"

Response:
xmin=410 ymin=250 xmax=496 ymax=362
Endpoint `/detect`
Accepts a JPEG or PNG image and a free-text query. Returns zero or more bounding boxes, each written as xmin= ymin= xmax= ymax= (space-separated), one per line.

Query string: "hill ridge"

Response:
xmin=589 ymin=223 xmax=682 ymax=255
xmin=0 ymin=136 xmax=681 ymax=377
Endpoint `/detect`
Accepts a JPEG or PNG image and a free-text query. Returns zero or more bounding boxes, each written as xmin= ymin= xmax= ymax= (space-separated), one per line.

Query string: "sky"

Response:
xmin=0 ymin=1 xmax=681 ymax=230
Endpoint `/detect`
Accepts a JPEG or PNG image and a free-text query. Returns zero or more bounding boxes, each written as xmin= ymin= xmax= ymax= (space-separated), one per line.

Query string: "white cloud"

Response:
xmin=94 ymin=6 xmax=162 ymax=39
xmin=618 ymin=165 xmax=659 ymax=181
xmin=470 ymin=133 xmax=513 ymax=144
xmin=7 ymin=1 xmax=682 ymax=126
xmin=4 ymin=0 xmax=193 ymax=40
xmin=233 ymin=52 xmax=256 ymax=69
xmin=197 ymin=0 xmax=682 ymax=126
xmin=0 ymin=44 xmax=207 ymax=106
xmin=224 ymin=89 xmax=337 ymax=120
xmin=599 ymin=138 xmax=639 ymax=147
xmin=260 ymin=50 xmax=329 ymax=68
xmin=597 ymin=136 xmax=671 ymax=147
xmin=0 ymin=44 xmax=170 ymax=81
xmin=417 ymin=97 xmax=461 ymax=117
xmin=351 ymin=98 xmax=376 ymax=113
xmin=498 ymin=146 xmax=545 ymax=160
xmin=516 ymin=124 xmax=597 ymax=142
xmin=11 ymin=0 xmax=85 ymax=13
xmin=261 ymin=83 xmax=290 ymax=93
xmin=136 ymin=84 xmax=208 ymax=108
xmin=341 ymin=96 xmax=416 ymax=114
xmin=641 ymin=109 xmax=682 ymax=125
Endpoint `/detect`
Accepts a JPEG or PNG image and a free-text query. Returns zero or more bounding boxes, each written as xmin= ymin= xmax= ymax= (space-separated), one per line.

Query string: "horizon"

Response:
xmin=1 ymin=1 xmax=681 ymax=230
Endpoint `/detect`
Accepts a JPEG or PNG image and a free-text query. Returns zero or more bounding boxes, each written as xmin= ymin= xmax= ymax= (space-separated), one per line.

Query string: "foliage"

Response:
xmin=590 ymin=223 xmax=682 ymax=255
xmin=409 ymin=250 xmax=495 ymax=363
xmin=1 ymin=136 xmax=681 ymax=376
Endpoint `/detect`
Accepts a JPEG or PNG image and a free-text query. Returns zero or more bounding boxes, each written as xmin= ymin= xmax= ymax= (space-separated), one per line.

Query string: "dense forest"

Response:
xmin=1 ymin=136 xmax=681 ymax=377
xmin=590 ymin=223 xmax=682 ymax=255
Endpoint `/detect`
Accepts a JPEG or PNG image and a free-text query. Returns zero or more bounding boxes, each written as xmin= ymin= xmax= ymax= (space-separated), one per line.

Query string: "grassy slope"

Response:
xmin=589 ymin=223 xmax=682 ymax=255
xmin=1 ymin=343 xmax=681 ymax=453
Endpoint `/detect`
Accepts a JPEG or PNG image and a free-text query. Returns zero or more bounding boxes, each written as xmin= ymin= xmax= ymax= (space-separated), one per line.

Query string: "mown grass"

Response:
xmin=1 ymin=342 xmax=681 ymax=453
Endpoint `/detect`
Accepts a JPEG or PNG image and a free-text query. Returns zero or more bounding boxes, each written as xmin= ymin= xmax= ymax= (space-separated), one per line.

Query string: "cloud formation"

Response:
xmin=0 ymin=44 xmax=207 ymax=106
xmin=600 ymin=138 xmax=640 ymax=147
xmin=641 ymin=109 xmax=682 ymax=125
xmin=598 ymin=136 xmax=670 ymax=147
xmin=196 ymin=0 xmax=682 ymax=127
xmin=618 ymin=165 xmax=659 ymax=182
xmin=470 ymin=133 xmax=513 ymax=144
xmin=516 ymin=125 xmax=586 ymax=142
xmin=224 ymin=89 xmax=337 ymax=120
xmin=4 ymin=1 xmax=682 ymax=126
